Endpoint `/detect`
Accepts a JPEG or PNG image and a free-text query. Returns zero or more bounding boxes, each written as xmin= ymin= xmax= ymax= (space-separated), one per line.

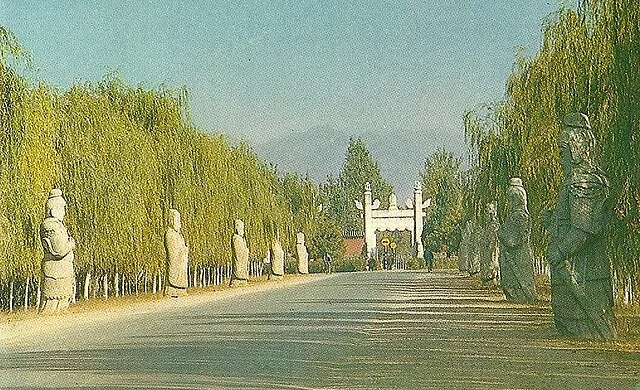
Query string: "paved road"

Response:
xmin=1 ymin=270 xmax=638 ymax=389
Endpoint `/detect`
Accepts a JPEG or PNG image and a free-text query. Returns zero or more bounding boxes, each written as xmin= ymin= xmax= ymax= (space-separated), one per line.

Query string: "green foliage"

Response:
xmin=463 ymin=0 xmax=640 ymax=291
xmin=322 ymin=137 xmax=393 ymax=232
xmin=420 ymin=148 xmax=464 ymax=255
xmin=334 ymin=256 xmax=366 ymax=272
xmin=0 ymin=26 xmax=333 ymax=305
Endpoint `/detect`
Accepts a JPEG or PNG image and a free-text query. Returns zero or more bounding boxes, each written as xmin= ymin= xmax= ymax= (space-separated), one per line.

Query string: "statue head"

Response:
xmin=297 ymin=232 xmax=305 ymax=245
xmin=168 ymin=209 xmax=181 ymax=232
xmin=560 ymin=113 xmax=597 ymax=173
xmin=364 ymin=182 xmax=371 ymax=192
xmin=507 ymin=177 xmax=528 ymax=213
xmin=234 ymin=219 xmax=245 ymax=237
xmin=45 ymin=189 xmax=66 ymax=220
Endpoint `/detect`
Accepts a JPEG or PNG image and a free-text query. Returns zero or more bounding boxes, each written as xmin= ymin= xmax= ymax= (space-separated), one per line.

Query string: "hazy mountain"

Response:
xmin=252 ymin=126 xmax=466 ymax=199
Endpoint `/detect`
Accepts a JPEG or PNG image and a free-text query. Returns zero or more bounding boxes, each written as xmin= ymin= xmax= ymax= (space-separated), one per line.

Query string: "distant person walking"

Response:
xmin=424 ymin=248 xmax=434 ymax=272
xmin=324 ymin=253 xmax=333 ymax=274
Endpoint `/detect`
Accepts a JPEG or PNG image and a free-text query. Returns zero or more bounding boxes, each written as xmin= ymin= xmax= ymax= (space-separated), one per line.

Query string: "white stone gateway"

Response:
xmin=355 ymin=181 xmax=431 ymax=259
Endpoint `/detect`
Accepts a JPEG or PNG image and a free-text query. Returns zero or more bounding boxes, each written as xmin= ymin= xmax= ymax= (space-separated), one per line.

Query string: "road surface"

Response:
xmin=1 ymin=270 xmax=638 ymax=389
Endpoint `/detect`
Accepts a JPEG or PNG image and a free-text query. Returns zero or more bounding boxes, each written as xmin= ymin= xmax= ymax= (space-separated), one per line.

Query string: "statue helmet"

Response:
xmin=168 ymin=209 xmax=181 ymax=231
xmin=234 ymin=219 xmax=245 ymax=235
xmin=45 ymin=188 xmax=66 ymax=218
xmin=560 ymin=113 xmax=597 ymax=166
xmin=508 ymin=177 xmax=528 ymax=212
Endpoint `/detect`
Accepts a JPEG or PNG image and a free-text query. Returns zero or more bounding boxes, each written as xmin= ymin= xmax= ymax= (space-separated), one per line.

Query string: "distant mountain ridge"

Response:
xmin=252 ymin=126 xmax=466 ymax=198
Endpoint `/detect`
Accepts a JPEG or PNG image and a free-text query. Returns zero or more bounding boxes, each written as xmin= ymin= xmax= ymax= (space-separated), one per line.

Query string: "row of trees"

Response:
xmin=456 ymin=0 xmax=639 ymax=300
xmin=0 ymin=26 xmax=338 ymax=311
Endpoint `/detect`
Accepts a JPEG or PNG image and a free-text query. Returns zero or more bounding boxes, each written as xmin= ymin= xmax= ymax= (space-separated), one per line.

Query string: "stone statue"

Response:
xmin=40 ymin=189 xmax=76 ymax=313
xmin=467 ymin=219 xmax=480 ymax=276
xmin=164 ymin=209 xmax=188 ymax=297
xmin=498 ymin=178 xmax=537 ymax=303
xmin=548 ymin=113 xmax=615 ymax=339
xmin=296 ymin=232 xmax=309 ymax=274
xmin=230 ymin=219 xmax=249 ymax=286
xmin=270 ymin=233 xmax=285 ymax=280
xmin=457 ymin=220 xmax=472 ymax=272
xmin=479 ymin=202 xmax=500 ymax=286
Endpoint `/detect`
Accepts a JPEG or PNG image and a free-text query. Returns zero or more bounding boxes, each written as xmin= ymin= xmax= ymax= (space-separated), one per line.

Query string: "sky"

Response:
xmin=1 ymin=1 xmax=558 ymax=190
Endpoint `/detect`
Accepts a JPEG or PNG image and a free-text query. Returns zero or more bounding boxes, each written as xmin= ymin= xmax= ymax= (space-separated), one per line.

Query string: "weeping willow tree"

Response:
xmin=0 ymin=26 xmax=329 ymax=310
xmin=464 ymin=0 xmax=640 ymax=301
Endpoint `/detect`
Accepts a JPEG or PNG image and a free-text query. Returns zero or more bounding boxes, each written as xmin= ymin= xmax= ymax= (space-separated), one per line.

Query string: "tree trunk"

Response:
xmin=121 ymin=273 xmax=126 ymax=297
xmin=84 ymin=272 xmax=91 ymax=301
xmin=9 ymin=280 xmax=14 ymax=313
xmin=24 ymin=277 xmax=30 ymax=311
xmin=152 ymin=272 xmax=157 ymax=294
xmin=103 ymin=273 xmax=109 ymax=299
xmin=36 ymin=279 xmax=41 ymax=310
xmin=72 ymin=276 xmax=77 ymax=303
xmin=114 ymin=272 xmax=119 ymax=298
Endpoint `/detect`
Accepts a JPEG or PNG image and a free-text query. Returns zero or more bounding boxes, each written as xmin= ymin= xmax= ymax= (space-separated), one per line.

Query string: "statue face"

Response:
xmin=234 ymin=220 xmax=245 ymax=236
xmin=46 ymin=196 xmax=66 ymax=220
xmin=50 ymin=203 xmax=66 ymax=220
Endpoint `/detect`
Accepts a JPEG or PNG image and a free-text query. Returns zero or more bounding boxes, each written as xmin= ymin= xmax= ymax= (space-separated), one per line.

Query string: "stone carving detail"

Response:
xmin=230 ymin=219 xmax=249 ymax=286
xmin=548 ymin=113 xmax=615 ymax=339
xmin=40 ymin=189 xmax=76 ymax=313
xmin=270 ymin=233 xmax=285 ymax=279
xmin=164 ymin=209 xmax=188 ymax=297
xmin=480 ymin=202 xmax=500 ymax=286
xmin=296 ymin=232 xmax=309 ymax=274
xmin=498 ymin=178 xmax=537 ymax=303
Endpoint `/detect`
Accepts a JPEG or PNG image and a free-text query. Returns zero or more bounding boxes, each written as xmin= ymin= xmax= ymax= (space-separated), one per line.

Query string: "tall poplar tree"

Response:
xmin=322 ymin=137 xmax=393 ymax=233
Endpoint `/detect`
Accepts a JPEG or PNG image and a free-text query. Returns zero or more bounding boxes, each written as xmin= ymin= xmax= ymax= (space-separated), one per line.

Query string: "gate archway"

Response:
xmin=355 ymin=181 xmax=431 ymax=260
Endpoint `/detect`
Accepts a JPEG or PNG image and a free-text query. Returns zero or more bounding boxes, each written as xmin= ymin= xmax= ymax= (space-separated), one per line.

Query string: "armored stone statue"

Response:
xmin=40 ymin=189 xmax=76 ymax=313
xmin=270 ymin=233 xmax=285 ymax=280
xmin=230 ymin=219 xmax=249 ymax=286
xmin=498 ymin=178 xmax=537 ymax=303
xmin=467 ymin=219 xmax=480 ymax=276
xmin=457 ymin=220 xmax=471 ymax=272
xmin=479 ymin=202 xmax=500 ymax=286
xmin=548 ymin=113 xmax=615 ymax=339
xmin=296 ymin=232 xmax=309 ymax=274
xmin=164 ymin=209 xmax=188 ymax=297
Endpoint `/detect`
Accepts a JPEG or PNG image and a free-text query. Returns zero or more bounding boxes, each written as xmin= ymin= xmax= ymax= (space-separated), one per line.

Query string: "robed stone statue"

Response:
xmin=164 ymin=209 xmax=188 ymax=297
xmin=40 ymin=189 xmax=76 ymax=313
xmin=230 ymin=219 xmax=249 ymax=286
xmin=480 ymin=202 xmax=500 ymax=286
xmin=296 ymin=232 xmax=309 ymax=274
xmin=270 ymin=233 xmax=285 ymax=280
xmin=498 ymin=178 xmax=537 ymax=303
